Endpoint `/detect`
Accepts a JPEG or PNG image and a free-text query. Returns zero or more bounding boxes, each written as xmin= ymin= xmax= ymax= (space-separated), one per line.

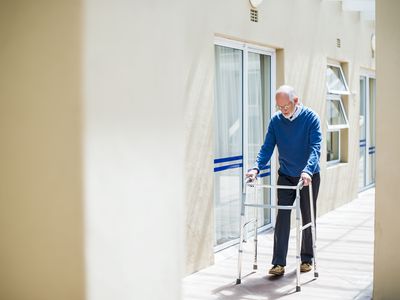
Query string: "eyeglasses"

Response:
xmin=276 ymin=103 xmax=293 ymax=111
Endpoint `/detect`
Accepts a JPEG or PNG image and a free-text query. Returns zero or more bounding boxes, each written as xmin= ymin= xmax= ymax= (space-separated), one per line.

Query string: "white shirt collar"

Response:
xmin=283 ymin=104 xmax=303 ymax=121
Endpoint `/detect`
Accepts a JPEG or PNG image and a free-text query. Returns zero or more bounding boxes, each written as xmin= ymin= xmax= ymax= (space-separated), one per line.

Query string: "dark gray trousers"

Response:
xmin=271 ymin=171 xmax=320 ymax=266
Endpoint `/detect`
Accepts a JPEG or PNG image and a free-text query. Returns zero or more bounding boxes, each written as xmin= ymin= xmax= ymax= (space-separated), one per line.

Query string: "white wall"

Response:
xmin=0 ymin=0 xmax=191 ymax=298
xmin=83 ymin=1 xmax=187 ymax=299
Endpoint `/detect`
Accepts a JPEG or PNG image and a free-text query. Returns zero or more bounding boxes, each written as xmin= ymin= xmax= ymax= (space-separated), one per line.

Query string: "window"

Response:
xmin=326 ymin=65 xmax=350 ymax=95
xmin=326 ymin=64 xmax=349 ymax=164
xmin=327 ymin=131 xmax=340 ymax=163
xmin=326 ymin=95 xmax=349 ymax=129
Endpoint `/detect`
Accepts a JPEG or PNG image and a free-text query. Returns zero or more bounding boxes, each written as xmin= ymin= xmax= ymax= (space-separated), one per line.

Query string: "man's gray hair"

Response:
xmin=276 ymin=85 xmax=297 ymax=103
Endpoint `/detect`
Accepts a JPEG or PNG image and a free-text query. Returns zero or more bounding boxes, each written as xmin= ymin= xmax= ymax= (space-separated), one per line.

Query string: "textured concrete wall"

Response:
xmin=374 ymin=0 xmax=400 ymax=298
xmin=185 ymin=0 xmax=375 ymax=274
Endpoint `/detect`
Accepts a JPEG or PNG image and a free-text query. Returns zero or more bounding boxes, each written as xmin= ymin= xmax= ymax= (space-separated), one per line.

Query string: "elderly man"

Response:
xmin=246 ymin=85 xmax=322 ymax=276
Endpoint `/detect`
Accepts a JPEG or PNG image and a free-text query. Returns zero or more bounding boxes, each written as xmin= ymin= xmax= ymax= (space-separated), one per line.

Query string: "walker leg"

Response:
xmin=237 ymin=193 xmax=246 ymax=284
xmin=236 ymin=214 xmax=245 ymax=284
xmin=295 ymin=193 xmax=302 ymax=291
xmin=253 ymin=218 xmax=258 ymax=270
xmin=308 ymin=182 xmax=318 ymax=278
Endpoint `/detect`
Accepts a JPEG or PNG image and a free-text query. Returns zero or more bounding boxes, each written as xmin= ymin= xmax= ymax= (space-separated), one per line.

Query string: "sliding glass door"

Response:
xmin=214 ymin=45 xmax=243 ymax=246
xmin=367 ymin=78 xmax=376 ymax=185
xmin=359 ymin=76 xmax=367 ymax=189
xmin=359 ymin=74 xmax=376 ymax=191
xmin=214 ymin=39 xmax=275 ymax=249
xmin=246 ymin=52 xmax=272 ymax=228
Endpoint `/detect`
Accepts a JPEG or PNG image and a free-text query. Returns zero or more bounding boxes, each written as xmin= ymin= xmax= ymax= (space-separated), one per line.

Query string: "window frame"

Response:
xmin=213 ymin=36 xmax=277 ymax=252
xmin=326 ymin=94 xmax=350 ymax=130
xmin=359 ymin=70 xmax=376 ymax=190
xmin=326 ymin=63 xmax=351 ymax=95
xmin=326 ymin=61 xmax=350 ymax=166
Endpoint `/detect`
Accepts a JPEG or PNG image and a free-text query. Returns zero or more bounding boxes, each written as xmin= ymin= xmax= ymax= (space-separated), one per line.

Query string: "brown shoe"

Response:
xmin=268 ymin=265 xmax=285 ymax=276
xmin=300 ymin=262 xmax=312 ymax=273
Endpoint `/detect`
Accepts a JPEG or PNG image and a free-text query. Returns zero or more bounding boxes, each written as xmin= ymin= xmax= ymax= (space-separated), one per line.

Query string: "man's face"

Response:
xmin=276 ymin=93 xmax=298 ymax=117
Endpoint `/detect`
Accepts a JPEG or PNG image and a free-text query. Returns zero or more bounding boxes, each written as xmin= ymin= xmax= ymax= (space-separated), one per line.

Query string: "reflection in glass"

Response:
xmin=327 ymin=98 xmax=347 ymax=127
xmin=327 ymin=65 xmax=349 ymax=93
xmin=327 ymin=131 xmax=340 ymax=162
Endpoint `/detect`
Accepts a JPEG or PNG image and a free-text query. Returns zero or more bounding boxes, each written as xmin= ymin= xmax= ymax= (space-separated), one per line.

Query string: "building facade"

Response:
xmin=185 ymin=0 xmax=376 ymax=274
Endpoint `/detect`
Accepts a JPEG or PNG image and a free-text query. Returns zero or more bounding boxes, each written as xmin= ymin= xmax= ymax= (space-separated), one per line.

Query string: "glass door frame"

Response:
xmin=359 ymin=76 xmax=367 ymax=189
xmin=214 ymin=36 xmax=277 ymax=252
xmin=359 ymin=69 xmax=376 ymax=191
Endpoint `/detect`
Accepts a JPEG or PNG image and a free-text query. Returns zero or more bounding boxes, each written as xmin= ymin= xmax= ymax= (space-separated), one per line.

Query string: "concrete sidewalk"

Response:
xmin=183 ymin=188 xmax=374 ymax=300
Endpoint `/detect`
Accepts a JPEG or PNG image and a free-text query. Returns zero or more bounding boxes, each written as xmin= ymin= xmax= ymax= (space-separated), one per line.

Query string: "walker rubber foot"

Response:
xmin=236 ymin=279 xmax=241 ymax=285
xmin=253 ymin=264 xmax=258 ymax=270
xmin=296 ymin=286 xmax=301 ymax=292
xmin=314 ymin=272 xmax=319 ymax=278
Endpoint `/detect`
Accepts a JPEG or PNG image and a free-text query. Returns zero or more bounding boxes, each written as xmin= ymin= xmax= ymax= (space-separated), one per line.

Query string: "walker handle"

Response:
xmin=297 ymin=179 xmax=304 ymax=190
xmin=245 ymin=176 xmax=257 ymax=184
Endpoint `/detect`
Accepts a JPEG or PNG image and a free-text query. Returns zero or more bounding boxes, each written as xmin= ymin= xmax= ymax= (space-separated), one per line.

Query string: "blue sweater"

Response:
xmin=255 ymin=106 xmax=322 ymax=177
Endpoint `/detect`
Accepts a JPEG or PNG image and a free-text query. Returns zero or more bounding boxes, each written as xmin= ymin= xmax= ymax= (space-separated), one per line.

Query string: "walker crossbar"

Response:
xmin=244 ymin=204 xmax=296 ymax=210
xmin=249 ymin=184 xmax=300 ymax=190
xmin=236 ymin=178 xmax=318 ymax=292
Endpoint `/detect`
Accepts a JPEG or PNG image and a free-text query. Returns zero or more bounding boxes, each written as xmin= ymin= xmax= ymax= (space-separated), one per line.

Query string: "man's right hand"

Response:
xmin=245 ymin=169 xmax=259 ymax=182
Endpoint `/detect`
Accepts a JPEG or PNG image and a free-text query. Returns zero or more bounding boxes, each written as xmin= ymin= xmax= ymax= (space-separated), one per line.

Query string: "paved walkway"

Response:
xmin=183 ymin=188 xmax=374 ymax=300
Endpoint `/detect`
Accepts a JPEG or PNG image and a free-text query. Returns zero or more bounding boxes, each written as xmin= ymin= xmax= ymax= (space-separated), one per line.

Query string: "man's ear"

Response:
xmin=293 ymin=96 xmax=299 ymax=105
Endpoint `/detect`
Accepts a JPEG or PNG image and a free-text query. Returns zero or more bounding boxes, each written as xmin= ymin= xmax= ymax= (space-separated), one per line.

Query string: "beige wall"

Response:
xmin=0 ymin=1 xmax=85 ymax=299
xmin=374 ymin=0 xmax=400 ymax=298
xmin=185 ymin=0 xmax=375 ymax=274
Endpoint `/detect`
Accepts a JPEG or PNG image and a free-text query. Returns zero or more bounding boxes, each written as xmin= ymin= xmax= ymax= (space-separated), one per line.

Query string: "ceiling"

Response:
xmin=325 ymin=0 xmax=375 ymax=21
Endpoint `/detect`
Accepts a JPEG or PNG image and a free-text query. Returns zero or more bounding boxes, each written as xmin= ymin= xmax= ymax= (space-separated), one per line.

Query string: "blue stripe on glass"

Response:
xmin=214 ymin=163 xmax=243 ymax=172
xmin=359 ymin=139 xmax=366 ymax=143
xmin=369 ymin=150 xmax=375 ymax=155
xmin=360 ymin=144 xmax=366 ymax=148
xmin=259 ymin=172 xmax=271 ymax=178
xmin=214 ymin=155 xmax=243 ymax=164
xmin=369 ymin=146 xmax=375 ymax=150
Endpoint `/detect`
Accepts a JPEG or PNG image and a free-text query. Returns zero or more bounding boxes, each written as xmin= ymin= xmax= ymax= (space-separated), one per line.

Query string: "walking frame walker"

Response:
xmin=236 ymin=177 xmax=318 ymax=292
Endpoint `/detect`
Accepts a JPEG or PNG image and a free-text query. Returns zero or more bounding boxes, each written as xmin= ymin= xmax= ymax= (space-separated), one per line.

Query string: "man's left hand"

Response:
xmin=301 ymin=172 xmax=312 ymax=186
